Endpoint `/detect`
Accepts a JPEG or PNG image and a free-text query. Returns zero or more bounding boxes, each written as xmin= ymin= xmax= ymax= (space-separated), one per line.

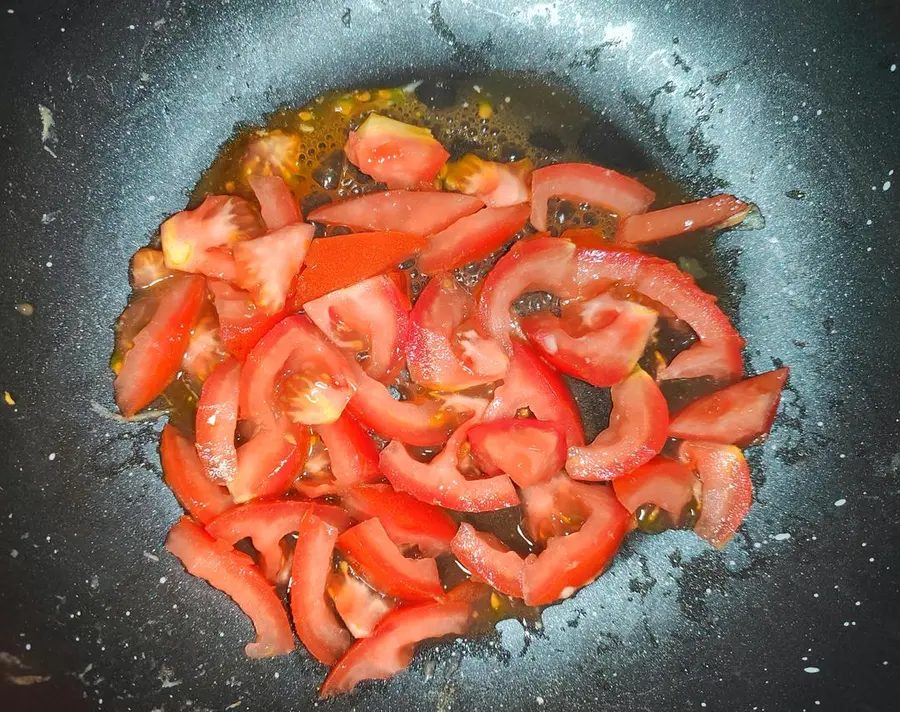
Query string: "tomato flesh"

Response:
xmin=233 ymin=223 xmax=312 ymax=314
xmin=181 ymin=312 xmax=227 ymax=384
xmin=208 ymin=280 xmax=288 ymax=361
xmin=612 ymin=457 xmax=697 ymax=516
xmin=467 ymin=418 xmax=565 ymax=488
xmin=312 ymin=412 xmax=382 ymax=490
xmin=442 ymin=154 xmax=532 ymax=208
xmin=329 ymin=565 xmax=396 ymax=638
xmin=450 ymin=523 xmax=526 ymax=598
xmin=617 ymin=194 xmax=749 ymax=245
xmin=231 ymin=422 xmax=309 ymax=503
xmin=130 ymin=247 xmax=173 ymax=289
xmin=248 ymin=174 xmax=302 ymax=230
xmin=195 ymin=357 xmax=241 ymax=482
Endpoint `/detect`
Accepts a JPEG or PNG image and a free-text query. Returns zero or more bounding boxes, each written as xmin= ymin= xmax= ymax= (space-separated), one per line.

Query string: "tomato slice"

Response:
xmin=208 ymin=280 xmax=287 ymax=361
xmin=166 ymin=516 xmax=294 ymax=658
xmin=344 ymin=114 xmax=450 ymax=190
xmin=303 ymin=274 xmax=410 ymax=383
xmin=678 ymin=441 xmax=752 ymax=548
xmin=329 ymin=564 xmax=397 ymax=638
xmin=668 ymin=368 xmax=789 ymax=446
xmin=115 ymin=275 xmax=206 ymax=416
xmin=417 ymin=204 xmax=530 ymax=275
xmin=161 ymin=195 xmax=263 ymax=282
xmin=242 ymin=129 xmax=302 ymax=180
xmin=617 ymin=195 xmax=749 ymax=245
xmin=530 ymin=163 xmax=656 ymax=232
xmin=160 ymin=424 xmax=234 ymax=525
xmin=181 ymin=312 xmax=227 ymax=384
xmin=336 ymin=519 xmax=444 ymax=602
xmin=342 ymin=483 xmax=458 ymax=556
xmin=442 ymin=154 xmax=533 ymax=208
xmin=233 ymin=223 xmax=313 ymax=314
xmin=231 ymin=422 xmax=309 ymax=503
xmin=450 ymin=523 xmax=526 ymax=598
xmin=313 ymin=412 xmax=381 ymax=489
xmin=520 ymin=292 xmax=658 ymax=388
xmin=520 ymin=476 xmax=630 ymax=605
xmin=289 ymin=513 xmax=353 ymax=665
xmin=467 ymin=418 xmax=566 ymax=488
xmin=566 ymin=368 xmax=668 ymax=481
xmin=574 ymin=245 xmax=745 ymax=382
xmin=484 ymin=340 xmax=585 ymax=448
xmin=130 ymin=247 xmax=173 ymax=289
xmin=612 ymin=457 xmax=697 ymax=517
xmin=307 ymin=191 xmax=483 ymax=236
xmin=407 ymin=276 xmax=508 ymax=391
xmin=477 ymin=236 xmax=579 ymax=352
xmin=248 ymin=174 xmax=302 ymax=230
xmin=195 ymin=357 xmax=240 ymax=482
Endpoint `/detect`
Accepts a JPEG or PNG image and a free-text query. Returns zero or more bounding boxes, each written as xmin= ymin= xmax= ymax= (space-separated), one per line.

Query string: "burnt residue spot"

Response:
xmin=415 ymin=78 xmax=457 ymax=110
xmin=709 ymin=69 xmax=732 ymax=86
xmin=673 ymin=51 xmax=692 ymax=72
xmin=648 ymin=80 xmax=678 ymax=107
xmin=341 ymin=8 xmax=351 ymax=27
xmin=785 ymin=189 xmax=807 ymax=200
xmin=428 ymin=0 xmax=491 ymax=70
xmin=629 ymin=554 xmax=659 ymax=598
xmin=595 ymin=630 xmax=623 ymax=655
xmin=687 ymin=124 xmax=720 ymax=168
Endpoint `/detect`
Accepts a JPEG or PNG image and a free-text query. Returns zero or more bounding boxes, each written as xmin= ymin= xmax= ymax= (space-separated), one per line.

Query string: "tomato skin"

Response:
xmin=530 ymin=163 xmax=656 ymax=232
xmin=336 ymin=519 xmax=444 ymax=602
xmin=678 ymin=441 xmax=752 ymax=548
xmin=668 ymin=368 xmax=789 ymax=446
xmin=566 ymin=368 xmax=668 ymax=481
xmin=467 ymin=418 xmax=566 ymax=489
xmin=208 ymin=280 xmax=287 ymax=361
xmin=195 ymin=358 xmax=241 ymax=482
xmin=166 ymin=516 xmax=294 ymax=658
xmin=290 ymin=513 xmax=353 ymax=665
xmin=308 ymin=191 xmax=483 ymax=236
xmin=248 ymin=175 xmax=302 ymax=230
xmin=233 ymin=223 xmax=313 ymax=314
xmin=329 ymin=565 xmax=396 ymax=638
xmin=417 ymin=204 xmax=530 ymax=275
xmin=450 ymin=523 xmax=526 ymax=598
xmin=612 ymin=457 xmax=697 ymax=516
xmin=314 ymin=412 xmax=382 ymax=489
xmin=617 ymin=194 xmax=749 ymax=245
xmin=115 ymin=275 xmax=206 ymax=417
xmin=160 ymin=424 xmax=234 ymax=525
xmin=230 ymin=423 xmax=309 ymax=503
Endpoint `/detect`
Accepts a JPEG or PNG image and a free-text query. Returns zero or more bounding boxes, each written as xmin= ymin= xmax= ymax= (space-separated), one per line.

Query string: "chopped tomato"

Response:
xmin=407 ymin=276 xmax=508 ymax=391
xmin=307 ymin=191 xmax=483 ymax=236
xmin=484 ymin=340 xmax=585 ymax=448
xmin=342 ymin=484 xmax=458 ymax=556
xmin=161 ymin=195 xmax=263 ymax=282
xmin=160 ymin=424 xmax=234 ymax=525
xmin=248 ymin=174 xmax=302 ymax=230
xmin=290 ymin=513 xmax=352 ymax=665
xmin=336 ymin=519 xmax=444 ymax=601
xmin=231 ymin=422 xmax=309 ymax=503
xmin=313 ymin=412 xmax=382 ymax=489
xmin=520 ymin=292 xmax=658 ymax=388
xmin=668 ymin=368 xmax=789 ymax=446
xmin=195 ymin=358 xmax=240 ymax=482
xmin=344 ymin=114 xmax=450 ymax=190
xmin=181 ymin=312 xmax=226 ymax=383
xmin=242 ymin=129 xmax=301 ymax=180
xmin=329 ymin=564 xmax=396 ymax=638
xmin=477 ymin=236 xmax=579 ymax=352
xmin=130 ymin=247 xmax=173 ymax=289
xmin=467 ymin=418 xmax=565 ymax=488
xmin=115 ymin=275 xmax=206 ymax=416
xmin=233 ymin=223 xmax=313 ymax=314
xmin=450 ymin=523 xmax=526 ymax=598
xmin=303 ymin=274 xmax=410 ymax=383
xmin=612 ymin=457 xmax=697 ymax=517
xmin=208 ymin=280 xmax=287 ymax=361
xmin=166 ymin=516 xmax=294 ymax=658
xmin=417 ymin=204 xmax=530 ymax=275
xmin=617 ymin=195 xmax=749 ymax=245
xmin=566 ymin=368 xmax=668 ymax=481
xmin=520 ymin=476 xmax=630 ymax=605
xmin=530 ymin=163 xmax=656 ymax=232
xmin=678 ymin=441 xmax=752 ymax=548
xmin=442 ymin=154 xmax=532 ymax=207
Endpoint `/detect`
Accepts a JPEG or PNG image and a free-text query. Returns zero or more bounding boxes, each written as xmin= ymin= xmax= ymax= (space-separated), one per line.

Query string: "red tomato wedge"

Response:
xmin=612 ymin=457 xmax=697 ymax=516
xmin=319 ymin=590 xmax=477 ymax=697
xmin=450 ymin=523 xmax=526 ymax=598
xmin=195 ymin=357 xmax=240 ymax=482
xmin=160 ymin=424 xmax=234 ymax=525
xmin=417 ymin=204 xmax=530 ymax=275
xmin=407 ymin=275 xmax=508 ymax=391
xmin=289 ymin=231 xmax=428 ymax=308
xmin=233 ymin=223 xmax=313 ymax=314
xmin=314 ymin=412 xmax=381 ymax=489
xmin=289 ymin=514 xmax=353 ymax=665
xmin=520 ymin=292 xmax=658 ymax=388
xmin=530 ymin=163 xmax=655 ymax=232
xmin=678 ymin=441 xmax=752 ymax=548
xmin=304 ymin=274 xmax=410 ymax=383
xmin=248 ymin=174 xmax=302 ymax=230
xmin=484 ymin=340 xmax=585 ymax=448
xmin=307 ymin=191 xmax=483 ymax=236
xmin=617 ymin=194 xmax=750 ymax=245
xmin=442 ymin=154 xmax=533 ymax=208
xmin=206 ymin=500 xmax=351 ymax=582
xmin=478 ymin=236 xmax=579 ymax=352
xmin=161 ymin=195 xmax=263 ymax=282
xmin=574 ymin=245 xmax=745 ymax=382
xmin=342 ymin=484 xmax=459 ymax=557
xmin=668 ymin=368 xmax=789 ymax=446
xmin=336 ymin=518 xmax=444 ymax=602
xmin=520 ymin=476 xmax=630 ymax=605
xmin=130 ymin=247 xmax=173 ymax=289
xmin=566 ymin=368 xmax=668 ymax=481
xmin=208 ymin=280 xmax=287 ymax=361
xmin=231 ymin=422 xmax=309 ymax=503
xmin=344 ymin=114 xmax=450 ymax=190
xmin=181 ymin=313 xmax=227 ymax=384
xmin=166 ymin=517 xmax=294 ymax=658
xmin=329 ymin=565 xmax=396 ymax=638
xmin=467 ymin=418 xmax=566 ymax=488
xmin=114 ymin=275 xmax=206 ymax=417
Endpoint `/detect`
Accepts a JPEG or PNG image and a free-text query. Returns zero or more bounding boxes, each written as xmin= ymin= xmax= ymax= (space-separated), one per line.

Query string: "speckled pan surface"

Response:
xmin=1 ymin=0 xmax=898 ymax=710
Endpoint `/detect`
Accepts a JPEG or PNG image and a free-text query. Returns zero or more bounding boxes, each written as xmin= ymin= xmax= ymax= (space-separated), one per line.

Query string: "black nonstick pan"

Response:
xmin=1 ymin=0 xmax=899 ymax=710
